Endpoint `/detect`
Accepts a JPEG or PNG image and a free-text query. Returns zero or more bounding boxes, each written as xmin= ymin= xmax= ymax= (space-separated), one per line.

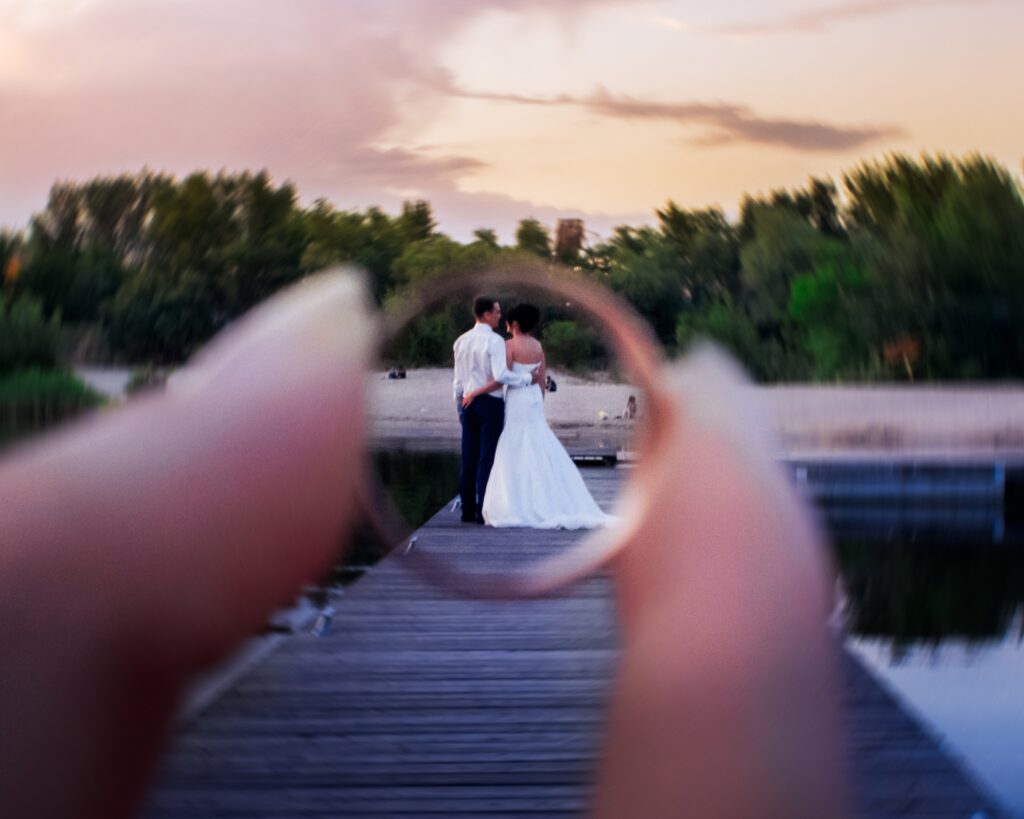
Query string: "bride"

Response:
xmin=461 ymin=303 xmax=615 ymax=529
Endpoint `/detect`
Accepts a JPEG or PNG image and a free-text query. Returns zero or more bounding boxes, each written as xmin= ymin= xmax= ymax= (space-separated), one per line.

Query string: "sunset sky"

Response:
xmin=1 ymin=0 xmax=1021 ymax=239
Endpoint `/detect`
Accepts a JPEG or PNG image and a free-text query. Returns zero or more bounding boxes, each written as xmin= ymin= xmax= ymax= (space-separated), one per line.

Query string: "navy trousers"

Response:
xmin=458 ymin=394 xmax=504 ymax=519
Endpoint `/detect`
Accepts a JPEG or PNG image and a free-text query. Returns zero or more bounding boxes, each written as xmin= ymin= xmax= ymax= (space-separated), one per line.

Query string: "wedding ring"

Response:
xmin=363 ymin=256 xmax=676 ymax=598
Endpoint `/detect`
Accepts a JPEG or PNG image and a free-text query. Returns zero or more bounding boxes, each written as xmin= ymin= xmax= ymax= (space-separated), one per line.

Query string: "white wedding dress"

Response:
xmin=482 ymin=363 xmax=615 ymax=529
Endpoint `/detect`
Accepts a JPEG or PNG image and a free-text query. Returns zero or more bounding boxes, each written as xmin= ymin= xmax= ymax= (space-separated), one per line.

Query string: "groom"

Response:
xmin=453 ymin=295 xmax=541 ymax=524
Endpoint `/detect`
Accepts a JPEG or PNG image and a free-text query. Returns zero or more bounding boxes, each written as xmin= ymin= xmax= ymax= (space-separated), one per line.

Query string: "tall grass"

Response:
xmin=0 ymin=369 xmax=106 ymax=449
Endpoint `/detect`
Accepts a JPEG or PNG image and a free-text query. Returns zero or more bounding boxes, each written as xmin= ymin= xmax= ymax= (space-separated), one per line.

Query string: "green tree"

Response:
xmin=675 ymin=299 xmax=791 ymax=382
xmin=353 ymin=207 xmax=406 ymax=299
xmin=845 ymin=154 xmax=1024 ymax=378
xmin=393 ymin=236 xmax=496 ymax=287
xmin=472 ymin=228 xmax=500 ymax=250
xmin=515 ymin=218 xmax=551 ymax=258
xmin=105 ymin=271 xmax=218 ymax=363
xmin=740 ymin=204 xmax=828 ymax=327
xmin=0 ymin=294 xmax=60 ymax=375
xmin=147 ymin=172 xmax=237 ymax=277
xmin=80 ymin=174 xmax=164 ymax=260
xmin=788 ymin=244 xmax=874 ymax=379
xmin=656 ymin=202 xmax=740 ymax=306
xmin=740 ymin=178 xmax=844 ymax=240
xmin=223 ymin=172 xmax=305 ymax=310
xmin=602 ymin=229 xmax=685 ymax=345
xmin=805 ymin=178 xmax=845 ymax=238
xmin=9 ymin=155 xmax=1023 ymax=381
xmin=16 ymin=173 xmax=169 ymax=323
xmin=301 ymin=202 xmax=382 ymax=288
xmin=16 ymin=243 xmax=77 ymax=318
xmin=391 ymin=313 xmax=460 ymax=367
xmin=397 ymin=200 xmax=436 ymax=245
xmin=542 ymin=320 xmax=597 ymax=371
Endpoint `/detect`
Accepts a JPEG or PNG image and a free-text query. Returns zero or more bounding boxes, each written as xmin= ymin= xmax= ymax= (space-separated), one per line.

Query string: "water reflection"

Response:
xmin=334 ymin=449 xmax=461 ymax=583
xmin=374 ymin=448 xmax=461 ymax=532
xmin=837 ymin=540 xmax=1024 ymax=647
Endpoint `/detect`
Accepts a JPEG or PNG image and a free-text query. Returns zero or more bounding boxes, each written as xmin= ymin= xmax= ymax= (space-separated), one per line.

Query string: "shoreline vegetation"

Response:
xmin=0 ymin=293 xmax=106 ymax=446
xmin=0 ymin=368 xmax=105 ymax=448
xmin=2 ymin=152 xmax=1023 ymax=443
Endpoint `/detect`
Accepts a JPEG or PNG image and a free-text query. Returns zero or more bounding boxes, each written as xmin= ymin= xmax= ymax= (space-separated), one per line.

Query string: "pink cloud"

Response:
xmin=449 ymin=85 xmax=903 ymax=152
xmin=0 ymin=0 xmax=642 ymax=232
xmin=708 ymin=0 xmax=1007 ymax=37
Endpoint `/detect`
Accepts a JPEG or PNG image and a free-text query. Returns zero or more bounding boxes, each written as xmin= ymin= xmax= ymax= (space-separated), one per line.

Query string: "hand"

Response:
xmin=461 ymin=392 xmax=476 ymax=408
xmin=530 ymin=368 xmax=542 ymax=385
xmin=0 ymin=272 xmax=373 ymax=819
xmin=0 ymin=278 xmax=844 ymax=819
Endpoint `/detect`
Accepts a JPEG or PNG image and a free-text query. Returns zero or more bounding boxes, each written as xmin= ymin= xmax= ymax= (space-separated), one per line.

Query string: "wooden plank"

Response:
xmin=152 ymin=767 xmax=598 ymax=789
xmin=146 ymin=788 xmax=590 ymax=817
xmin=162 ymin=744 xmax=601 ymax=766
xmin=181 ymin=710 xmax=614 ymax=737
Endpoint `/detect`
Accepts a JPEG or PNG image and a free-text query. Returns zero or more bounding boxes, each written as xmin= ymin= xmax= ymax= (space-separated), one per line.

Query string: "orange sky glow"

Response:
xmin=1 ymin=0 xmax=1021 ymax=239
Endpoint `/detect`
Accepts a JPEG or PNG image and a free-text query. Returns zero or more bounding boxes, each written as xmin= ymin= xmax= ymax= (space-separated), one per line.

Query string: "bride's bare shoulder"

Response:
xmin=516 ymin=336 xmax=543 ymax=364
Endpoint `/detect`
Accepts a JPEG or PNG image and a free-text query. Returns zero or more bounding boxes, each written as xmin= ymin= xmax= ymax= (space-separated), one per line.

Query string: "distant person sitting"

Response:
xmin=545 ymin=375 xmax=557 ymax=393
xmin=623 ymin=394 xmax=637 ymax=420
xmin=387 ymin=366 xmax=406 ymax=380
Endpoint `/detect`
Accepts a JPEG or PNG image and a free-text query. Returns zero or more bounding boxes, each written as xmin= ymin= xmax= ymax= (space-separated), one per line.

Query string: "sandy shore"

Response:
xmin=369 ymin=368 xmax=1024 ymax=457
xmin=368 ymin=368 xmax=639 ymax=451
xmin=75 ymin=365 xmax=1024 ymax=457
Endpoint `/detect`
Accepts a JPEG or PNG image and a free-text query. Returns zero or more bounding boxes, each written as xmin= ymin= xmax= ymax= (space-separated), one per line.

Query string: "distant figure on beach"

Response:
xmin=387 ymin=365 xmax=406 ymax=380
xmin=452 ymin=296 xmax=540 ymax=523
xmin=545 ymin=374 xmax=557 ymax=392
xmin=461 ymin=302 xmax=614 ymax=529
xmin=623 ymin=394 xmax=637 ymax=420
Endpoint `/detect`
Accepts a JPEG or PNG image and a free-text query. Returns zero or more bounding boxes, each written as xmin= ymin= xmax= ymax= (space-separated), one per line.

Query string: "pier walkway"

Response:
xmin=143 ymin=468 xmax=1001 ymax=818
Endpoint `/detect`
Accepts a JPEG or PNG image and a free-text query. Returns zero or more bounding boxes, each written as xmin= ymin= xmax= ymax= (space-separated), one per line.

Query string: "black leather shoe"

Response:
xmin=474 ymin=515 xmax=485 ymax=525
xmin=460 ymin=515 xmax=477 ymax=523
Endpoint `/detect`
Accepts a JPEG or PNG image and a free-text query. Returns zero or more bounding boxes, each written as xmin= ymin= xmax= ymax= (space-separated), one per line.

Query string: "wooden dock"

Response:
xmin=143 ymin=469 xmax=1003 ymax=818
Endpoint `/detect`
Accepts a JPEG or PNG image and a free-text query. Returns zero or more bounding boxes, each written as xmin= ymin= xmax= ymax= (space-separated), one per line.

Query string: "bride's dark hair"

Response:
xmin=507 ymin=303 xmax=540 ymax=334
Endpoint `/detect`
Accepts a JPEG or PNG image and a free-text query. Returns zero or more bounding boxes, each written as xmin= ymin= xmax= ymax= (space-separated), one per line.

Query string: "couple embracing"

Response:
xmin=452 ymin=295 xmax=614 ymax=530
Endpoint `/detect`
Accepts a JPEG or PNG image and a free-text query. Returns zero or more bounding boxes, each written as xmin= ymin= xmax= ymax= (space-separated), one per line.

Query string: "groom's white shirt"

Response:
xmin=453 ymin=323 xmax=531 ymax=402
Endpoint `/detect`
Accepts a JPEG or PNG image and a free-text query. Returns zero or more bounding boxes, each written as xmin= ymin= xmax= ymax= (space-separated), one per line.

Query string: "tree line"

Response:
xmin=2 ymin=154 xmax=1023 ymax=382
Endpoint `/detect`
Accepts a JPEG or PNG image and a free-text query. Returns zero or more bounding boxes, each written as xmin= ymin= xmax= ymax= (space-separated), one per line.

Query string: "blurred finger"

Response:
xmin=595 ymin=347 xmax=847 ymax=818
xmin=0 ymin=270 xmax=374 ymax=819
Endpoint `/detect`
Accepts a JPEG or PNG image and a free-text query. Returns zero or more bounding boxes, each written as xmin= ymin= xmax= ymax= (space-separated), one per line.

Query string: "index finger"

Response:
xmin=0 ymin=270 xmax=374 ymax=819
